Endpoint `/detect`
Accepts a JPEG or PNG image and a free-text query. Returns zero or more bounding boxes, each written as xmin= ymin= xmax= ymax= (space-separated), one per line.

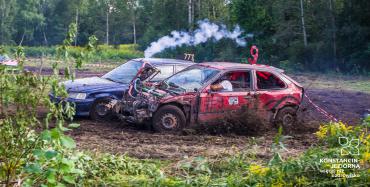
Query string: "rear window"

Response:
xmin=256 ymin=71 xmax=286 ymax=90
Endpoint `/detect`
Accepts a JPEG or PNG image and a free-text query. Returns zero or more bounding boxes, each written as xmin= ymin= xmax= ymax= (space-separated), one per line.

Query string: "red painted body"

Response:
xmin=151 ymin=62 xmax=304 ymax=126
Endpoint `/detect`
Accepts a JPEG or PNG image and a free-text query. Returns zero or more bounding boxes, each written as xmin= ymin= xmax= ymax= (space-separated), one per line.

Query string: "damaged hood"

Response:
xmin=62 ymin=77 xmax=128 ymax=93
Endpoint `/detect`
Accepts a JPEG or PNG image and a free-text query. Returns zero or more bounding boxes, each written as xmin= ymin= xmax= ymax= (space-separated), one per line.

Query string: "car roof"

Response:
xmin=132 ymin=58 xmax=194 ymax=66
xmin=198 ymin=62 xmax=284 ymax=73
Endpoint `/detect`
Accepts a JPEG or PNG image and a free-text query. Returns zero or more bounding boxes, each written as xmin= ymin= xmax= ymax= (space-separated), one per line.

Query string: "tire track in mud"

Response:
xmin=299 ymin=89 xmax=370 ymax=125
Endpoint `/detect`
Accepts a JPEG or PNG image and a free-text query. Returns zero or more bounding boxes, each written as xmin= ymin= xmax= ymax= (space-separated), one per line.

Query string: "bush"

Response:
xmin=0 ymin=47 xmax=81 ymax=186
xmin=0 ymin=25 xmax=97 ymax=186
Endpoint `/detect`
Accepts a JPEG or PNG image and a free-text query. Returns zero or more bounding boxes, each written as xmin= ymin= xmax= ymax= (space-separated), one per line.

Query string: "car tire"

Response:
xmin=152 ymin=105 xmax=186 ymax=132
xmin=90 ymin=98 xmax=114 ymax=121
xmin=274 ymin=106 xmax=297 ymax=132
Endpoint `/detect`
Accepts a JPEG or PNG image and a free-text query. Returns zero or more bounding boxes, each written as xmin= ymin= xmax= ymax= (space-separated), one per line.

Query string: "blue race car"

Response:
xmin=51 ymin=58 xmax=194 ymax=120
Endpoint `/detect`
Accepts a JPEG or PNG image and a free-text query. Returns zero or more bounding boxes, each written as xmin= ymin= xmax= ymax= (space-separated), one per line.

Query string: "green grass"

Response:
xmin=76 ymin=121 xmax=369 ymax=186
xmin=3 ymin=44 xmax=144 ymax=62
xmin=23 ymin=57 xmax=118 ymax=72
xmin=290 ymin=72 xmax=370 ymax=94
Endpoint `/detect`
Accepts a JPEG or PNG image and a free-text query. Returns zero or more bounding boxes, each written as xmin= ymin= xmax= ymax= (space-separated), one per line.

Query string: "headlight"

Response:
xmin=68 ymin=92 xmax=87 ymax=100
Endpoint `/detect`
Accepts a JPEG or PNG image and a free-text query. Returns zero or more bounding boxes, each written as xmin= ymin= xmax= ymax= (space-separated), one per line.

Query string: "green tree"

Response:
xmin=13 ymin=0 xmax=45 ymax=45
xmin=0 ymin=0 xmax=17 ymax=44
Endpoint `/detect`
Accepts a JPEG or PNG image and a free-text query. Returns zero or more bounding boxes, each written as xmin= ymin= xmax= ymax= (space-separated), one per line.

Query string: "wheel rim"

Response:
xmin=161 ymin=113 xmax=178 ymax=129
xmin=96 ymin=103 xmax=108 ymax=116
xmin=282 ymin=114 xmax=294 ymax=126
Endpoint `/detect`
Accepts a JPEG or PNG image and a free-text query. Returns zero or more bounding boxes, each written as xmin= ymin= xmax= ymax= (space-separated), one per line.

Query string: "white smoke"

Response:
xmin=144 ymin=19 xmax=246 ymax=58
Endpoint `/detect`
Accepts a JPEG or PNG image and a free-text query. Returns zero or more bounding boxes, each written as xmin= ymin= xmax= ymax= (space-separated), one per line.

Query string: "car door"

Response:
xmin=253 ymin=70 xmax=291 ymax=117
xmin=197 ymin=70 xmax=255 ymax=124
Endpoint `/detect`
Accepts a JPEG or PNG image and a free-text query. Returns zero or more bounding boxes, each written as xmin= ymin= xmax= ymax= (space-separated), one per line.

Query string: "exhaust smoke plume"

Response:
xmin=144 ymin=19 xmax=246 ymax=58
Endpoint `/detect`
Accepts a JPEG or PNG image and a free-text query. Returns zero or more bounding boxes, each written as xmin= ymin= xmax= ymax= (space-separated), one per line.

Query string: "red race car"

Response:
xmin=112 ymin=62 xmax=304 ymax=132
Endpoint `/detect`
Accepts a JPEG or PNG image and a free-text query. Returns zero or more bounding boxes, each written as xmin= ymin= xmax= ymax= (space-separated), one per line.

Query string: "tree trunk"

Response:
xmin=191 ymin=0 xmax=194 ymax=24
xmin=212 ymin=4 xmax=216 ymax=20
xmin=188 ymin=0 xmax=193 ymax=31
xmin=106 ymin=11 xmax=109 ymax=45
xmin=0 ymin=0 xmax=5 ymax=44
xmin=197 ymin=0 xmax=201 ymax=19
xmin=43 ymin=30 xmax=48 ymax=45
xmin=132 ymin=19 xmax=136 ymax=44
xmin=133 ymin=14 xmax=136 ymax=44
xmin=300 ymin=0 xmax=308 ymax=47
xmin=0 ymin=14 xmax=3 ymax=44
xmin=74 ymin=8 xmax=79 ymax=46
xmin=329 ymin=0 xmax=337 ymax=63
xmin=39 ymin=53 xmax=44 ymax=74
xmin=19 ymin=31 xmax=25 ymax=46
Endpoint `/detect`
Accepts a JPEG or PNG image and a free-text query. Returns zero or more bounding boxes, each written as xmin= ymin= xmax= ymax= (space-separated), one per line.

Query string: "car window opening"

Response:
xmin=151 ymin=65 xmax=174 ymax=81
xmin=211 ymin=71 xmax=251 ymax=92
xmin=165 ymin=66 xmax=219 ymax=92
xmin=256 ymin=71 xmax=286 ymax=89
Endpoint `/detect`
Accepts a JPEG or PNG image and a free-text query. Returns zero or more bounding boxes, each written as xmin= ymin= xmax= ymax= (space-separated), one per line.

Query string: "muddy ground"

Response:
xmin=31 ymin=66 xmax=370 ymax=160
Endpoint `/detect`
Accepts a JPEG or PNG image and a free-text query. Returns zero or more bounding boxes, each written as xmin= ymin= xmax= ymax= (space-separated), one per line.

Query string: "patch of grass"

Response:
xmin=75 ymin=120 xmax=369 ymax=186
xmin=23 ymin=58 xmax=117 ymax=73
xmin=3 ymin=44 xmax=144 ymax=62
xmin=290 ymin=72 xmax=370 ymax=94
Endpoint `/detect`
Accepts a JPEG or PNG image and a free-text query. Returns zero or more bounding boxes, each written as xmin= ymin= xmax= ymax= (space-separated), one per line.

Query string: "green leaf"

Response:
xmin=55 ymin=183 xmax=66 ymax=187
xmin=60 ymin=164 xmax=71 ymax=173
xmin=24 ymin=164 xmax=42 ymax=174
xmin=60 ymin=126 xmax=71 ymax=132
xmin=71 ymin=168 xmax=84 ymax=175
xmin=268 ymin=153 xmax=283 ymax=166
xmin=62 ymin=175 xmax=75 ymax=184
xmin=68 ymin=123 xmax=80 ymax=128
xmin=60 ymin=136 xmax=76 ymax=149
xmin=47 ymin=172 xmax=56 ymax=184
xmin=45 ymin=150 xmax=58 ymax=159
xmin=41 ymin=130 xmax=51 ymax=141
xmin=32 ymin=149 xmax=44 ymax=157
xmin=50 ymin=128 xmax=61 ymax=140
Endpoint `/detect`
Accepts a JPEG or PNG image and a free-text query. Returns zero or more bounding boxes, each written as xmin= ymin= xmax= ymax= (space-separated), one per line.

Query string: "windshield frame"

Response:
xmin=162 ymin=65 xmax=221 ymax=93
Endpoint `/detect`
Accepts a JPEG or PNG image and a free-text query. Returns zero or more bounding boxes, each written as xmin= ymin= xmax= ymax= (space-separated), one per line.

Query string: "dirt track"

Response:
xmin=31 ymin=66 xmax=370 ymax=160
xmin=69 ymin=118 xmax=318 ymax=160
xmin=68 ymin=87 xmax=369 ymax=160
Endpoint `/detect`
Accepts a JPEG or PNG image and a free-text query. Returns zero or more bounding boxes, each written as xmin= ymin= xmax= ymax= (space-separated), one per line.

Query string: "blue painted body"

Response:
xmin=50 ymin=58 xmax=194 ymax=117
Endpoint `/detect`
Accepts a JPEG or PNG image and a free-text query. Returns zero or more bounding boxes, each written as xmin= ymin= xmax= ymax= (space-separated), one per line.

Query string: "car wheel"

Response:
xmin=152 ymin=105 xmax=186 ymax=132
xmin=90 ymin=99 xmax=113 ymax=121
xmin=275 ymin=106 xmax=297 ymax=132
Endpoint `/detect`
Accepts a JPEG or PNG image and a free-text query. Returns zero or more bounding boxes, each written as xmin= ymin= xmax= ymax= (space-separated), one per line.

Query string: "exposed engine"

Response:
xmin=107 ymin=62 xmax=167 ymax=124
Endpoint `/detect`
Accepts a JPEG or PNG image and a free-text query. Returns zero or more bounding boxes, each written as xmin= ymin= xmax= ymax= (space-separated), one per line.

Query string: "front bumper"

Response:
xmin=49 ymin=94 xmax=94 ymax=116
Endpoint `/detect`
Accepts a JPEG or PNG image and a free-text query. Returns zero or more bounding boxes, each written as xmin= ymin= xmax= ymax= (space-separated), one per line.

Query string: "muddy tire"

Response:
xmin=90 ymin=98 xmax=113 ymax=121
xmin=152 ymin=105 xmax=185 ymax=132
xmin=275 ymin=106 xmax=297 ymax=132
